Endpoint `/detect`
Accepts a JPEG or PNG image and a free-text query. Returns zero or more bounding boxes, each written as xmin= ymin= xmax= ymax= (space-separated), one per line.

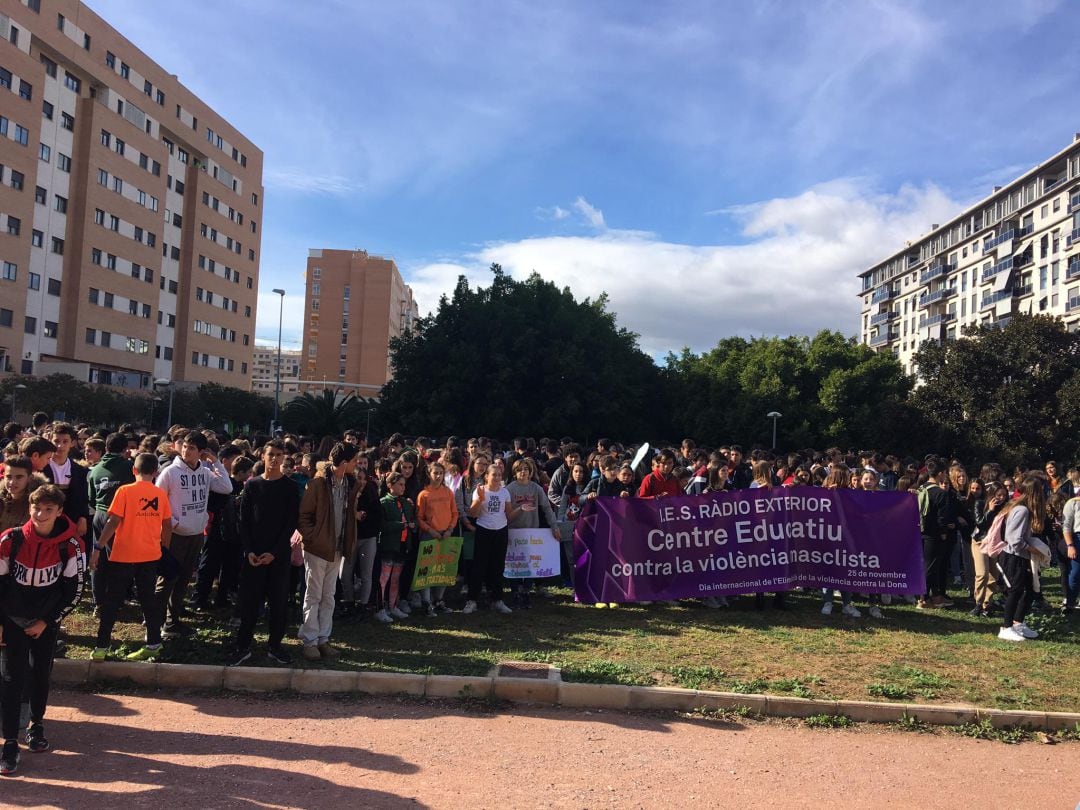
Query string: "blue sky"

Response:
xmin=90 ymin=0 xmax=1080 ymax=356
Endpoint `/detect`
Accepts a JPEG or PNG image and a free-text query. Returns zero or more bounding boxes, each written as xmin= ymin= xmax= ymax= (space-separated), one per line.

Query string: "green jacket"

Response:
xmin=378 ymin=494 xmax=416 ymax=560
xmin=87 ymin=453 xmax=135 ymax=513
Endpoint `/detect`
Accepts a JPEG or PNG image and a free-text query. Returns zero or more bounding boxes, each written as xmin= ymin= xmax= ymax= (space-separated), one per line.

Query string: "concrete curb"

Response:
xmin=56 ymin=659 xmax=1080 ymax=732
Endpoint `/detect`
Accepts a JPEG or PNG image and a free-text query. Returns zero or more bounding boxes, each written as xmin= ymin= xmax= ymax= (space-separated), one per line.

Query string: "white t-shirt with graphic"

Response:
xmin=475 ymin=486 xmax=509 ymax=530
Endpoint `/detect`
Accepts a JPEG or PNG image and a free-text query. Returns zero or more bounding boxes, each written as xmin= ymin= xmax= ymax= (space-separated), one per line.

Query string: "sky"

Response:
xmin=88 ymin=0 xmax=1080 ymax=359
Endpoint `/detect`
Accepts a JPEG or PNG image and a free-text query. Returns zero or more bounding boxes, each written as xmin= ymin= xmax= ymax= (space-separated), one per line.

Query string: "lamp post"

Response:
xmin=272 ymin=288 xmax=285 ymax=433
xmin=767 ymin=411 xmax=782 ymax=450
xmin=154 ymin=379 xmax=174 ymax=431
xmin=11 ymin=383 xmax=26 ymax=422
xmin=149 ymin=396 xmax=162 ymax=432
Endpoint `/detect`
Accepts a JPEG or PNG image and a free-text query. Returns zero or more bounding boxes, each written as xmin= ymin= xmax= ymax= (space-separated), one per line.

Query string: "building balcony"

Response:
xmin=921 ymin=313 xmax=956 ymax=328
xmin=868 ymin=330 xmax=898 ymax=347
xmin=1067 ymin=258 xmax=1080 ymax=281
xmin=1013 ymin=283 xmax=1033 ymax=298
xmin=1068 ymin=296 xmax=1080 ymax=313
xmin=982 ymin=224 xmax=1031 ymax=254
xmin=870 ymin=286 xmax=897 ymax=304
xmin=918 ymin=287 xmax=955 ymax=308
xmin=981 ymin=255 xmax=1014 ymax=282
xmin=919 ymin=261 xmax=954 ymax=285
xmin=981 ymin=289 xmax=1013 ymax=310
xmin=1070 ymin=192 xmax=1080 ymax=213
xmin=986 ymin=316 xmax=1012 ymax=331
xmin=869 ymin=310 xmax=899 ymax=326
xmin=1069 ymin=226 xmax=1080 ymax=247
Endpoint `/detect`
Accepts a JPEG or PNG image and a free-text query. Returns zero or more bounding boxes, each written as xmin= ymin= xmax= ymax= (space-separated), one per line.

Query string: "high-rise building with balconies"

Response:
xmin=859 ymin=134 xmax=1080 ymax=373
xmin=301 ymin=249 xmax=418 ymax=398
xmin=0 ymin=0 xmax=263 ymax=391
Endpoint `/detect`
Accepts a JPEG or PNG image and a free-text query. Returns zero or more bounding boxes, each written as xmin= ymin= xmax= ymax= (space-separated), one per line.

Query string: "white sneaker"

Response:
xmin=397 ymin=601 xmax=412 ymax=615
xmin=997 ymin=626 xmax=1026 ymax=642
xmin=492 ymin=600 xmax=513 ymax=614
xmin=1015 ymin=622 xmax=1038 ymax=639
xmin=389 ymin=606 xmax=409 ymax=619
xmin=374 ymin=609 xmax=393 ymax=624
xmin=868 ymin=606 xmax=883 ymax=619
xmin=841 ymin=604 xmax=862 ymax=618
xmin=821 ymin=602 xmax=834 ymax=615
xmin=462 ymin=600 xmax=478 ymax=614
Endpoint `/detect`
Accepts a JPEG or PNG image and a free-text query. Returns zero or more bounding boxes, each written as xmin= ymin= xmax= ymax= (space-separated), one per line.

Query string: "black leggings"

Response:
xmin=922 ymin=536 xmax=953 ymax=597
xmin=468 ymin=526 xmax=509 ymax=603
xmin=996 ymin=552 xmax=1035 ymax=627
xmin=1 ymin=619 xmax=59 ymax=740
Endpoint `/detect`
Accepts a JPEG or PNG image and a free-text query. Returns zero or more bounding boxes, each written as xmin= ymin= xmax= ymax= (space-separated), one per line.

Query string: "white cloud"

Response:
xmin=402 ymin=179 xmax=967 ymax=358
xmin=572 ymin=196 xmax=606 ymax=229
xmin=255 ymin=291 xmax=306 ymax=350
xmin=264 ymin=168 xmax=364 ymax=195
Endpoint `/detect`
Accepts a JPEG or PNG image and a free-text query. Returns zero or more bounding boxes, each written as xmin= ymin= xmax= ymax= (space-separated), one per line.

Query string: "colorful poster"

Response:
xmin=412 ymin=536 xmax=463 ymax=589
xmin=573 ymin=488 xmax=925 ymax=602
xmin=505 ymin=528 xmax=561 ymax=579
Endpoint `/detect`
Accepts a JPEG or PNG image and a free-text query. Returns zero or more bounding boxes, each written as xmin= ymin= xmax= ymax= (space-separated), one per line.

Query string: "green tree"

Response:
xmin=281 ymin=389 xmax=370 ymax=438
xmin=912 ymin=314 xmax=1080 ymax=468
xmin=378 ymin=265 xmax=662 ymax=440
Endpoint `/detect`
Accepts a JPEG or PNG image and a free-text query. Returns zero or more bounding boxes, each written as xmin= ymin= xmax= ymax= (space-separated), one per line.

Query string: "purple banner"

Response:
xmin=573 ymin=488 xmax=925 ymax=602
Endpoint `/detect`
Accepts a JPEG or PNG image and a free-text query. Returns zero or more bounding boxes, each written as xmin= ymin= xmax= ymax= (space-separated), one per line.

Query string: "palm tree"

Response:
xmin=281 ymin=389 xmax=367 ymax=439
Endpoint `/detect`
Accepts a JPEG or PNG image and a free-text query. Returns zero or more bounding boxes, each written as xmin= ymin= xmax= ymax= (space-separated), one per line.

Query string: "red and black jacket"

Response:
xmin=0 ymin=516 xmax=86 ymax=625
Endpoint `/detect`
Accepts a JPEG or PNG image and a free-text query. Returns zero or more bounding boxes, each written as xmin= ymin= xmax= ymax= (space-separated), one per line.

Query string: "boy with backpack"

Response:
xmin=0 ymin=484 xmax=85 ymax=775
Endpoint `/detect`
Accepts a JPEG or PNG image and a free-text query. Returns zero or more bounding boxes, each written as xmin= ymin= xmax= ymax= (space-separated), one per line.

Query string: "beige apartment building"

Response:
xmin=301 ymin=249 xmax=418 ymax=398
xmin=251 ymin=344 xmax=301 ymax=396
xmin=0 ymin=0 xmax=263 ymax=391
xmin=860 ymin=134 xmax=1080 ymax=373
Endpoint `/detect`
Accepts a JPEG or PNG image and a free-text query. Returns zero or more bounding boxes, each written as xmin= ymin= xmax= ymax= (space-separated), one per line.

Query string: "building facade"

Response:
xmin=859 ymin=134 xmax=1080 ymax=373
xmin=251 ymin=344 xmax=301 ymax=396
xmin=301 ymin=249 xmax=417 ymax=398
xmin=0 ymin=0 xmax=263 ymax=391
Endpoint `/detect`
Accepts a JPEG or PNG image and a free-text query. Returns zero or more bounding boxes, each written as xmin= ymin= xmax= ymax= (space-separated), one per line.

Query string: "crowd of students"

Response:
xmin=0 ymin=414 xmax=1078 ymax=776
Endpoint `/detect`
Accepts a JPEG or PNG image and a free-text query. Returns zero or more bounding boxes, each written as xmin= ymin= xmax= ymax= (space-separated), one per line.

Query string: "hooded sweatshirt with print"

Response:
xmin=155 ymin=455 xmax=234 ymax=536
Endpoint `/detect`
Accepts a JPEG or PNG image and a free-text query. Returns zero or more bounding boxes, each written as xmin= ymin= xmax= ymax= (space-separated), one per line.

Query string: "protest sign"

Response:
xmin=573 ymin=489 xmax=924 ymax=603
xmin=505 ymin=528 xmax=561 ymax=579
xmin=412 ymin=536 xmax=463 ymax=590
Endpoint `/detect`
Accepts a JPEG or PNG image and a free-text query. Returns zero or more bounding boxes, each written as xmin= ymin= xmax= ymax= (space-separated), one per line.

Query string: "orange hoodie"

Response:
xmin=417 ymin=484 xmax=459 ymax=535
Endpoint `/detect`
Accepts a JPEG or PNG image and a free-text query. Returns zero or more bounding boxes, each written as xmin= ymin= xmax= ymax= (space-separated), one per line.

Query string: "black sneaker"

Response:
xmin=163 ymin=621 xmax=194 ymax=639
xmin=228 ymin=647 xmax=252 ymax=667
xmin=25 ymin=723 xmax=48 ymax=754
xmin=266 ymin=645 xmax=292 ymax=665
xmin=0 ymin=740 xmax=19 ymax=776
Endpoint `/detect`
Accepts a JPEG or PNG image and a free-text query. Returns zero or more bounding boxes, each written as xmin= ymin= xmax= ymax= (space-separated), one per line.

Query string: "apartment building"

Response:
xmin=301 ymin=249 xmax=418 ymax=397
xmin=859 ymin=134 xmax=1080 ymax=373
xmin=251 ymin=344 xmax=301 ymax=396
xmin=0 ymin=0 xmax=263 ymax=390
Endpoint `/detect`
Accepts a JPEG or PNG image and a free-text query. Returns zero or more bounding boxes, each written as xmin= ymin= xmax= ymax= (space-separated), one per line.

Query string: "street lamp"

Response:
xmin=10 ymin=383 xmax=26 ymax=422
xmin=272 ymin=288 xmax=285 ymax=433
xmin=767 ymin=411 xmax=782 ymax=450
xmin=149 ymin=396 xmax=162 ymax=432
xmin=154 ymin=379 xmax=174 ymax=431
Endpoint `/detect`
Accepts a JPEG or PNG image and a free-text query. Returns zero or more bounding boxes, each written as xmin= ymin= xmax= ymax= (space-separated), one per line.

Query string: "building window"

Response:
xmin=18 ymin=80 xmax=31 ymax=101
xmin=28 ymin=272 xmax=40 ymax=290
xmin=47 ymin=278 xmax=61 ymax=296
xmin=54 ymin=195 xmax=67 ymax=213
xmin=106 ymin=51 xmax=116 ymax=69
xmin=14 ymin=124 xmax=28 ymax=145
xmin=50 ymin=237 xmax=63 ymax=255
xmin=112 ymin=176 xmax=122 ymax=193
xmin=115 ymin=138 xmax=125 ymax=156
xmin=106 ymin=255 xmax=116 ymax=271
xmin=109 ymin=214 xmax=119 ymax=231
xmin=101 ymin=129 xmax=111 ymax=147
xmin=94 ymin=208 xmax=105 ymax=225
xmin=24 ymin=316 xmax=36 ymax=334
xmin=156 ymin=89 xmax=164 ymax=106
xmin=39 ymin=143 xmax=51 ymax=162
xmin=101 ymin=331 xmax=111 ymax=348
xmin=0 ymin=309 xmax=11 ymax=327
xmin=85 ymin=328 xmax=96 ymax=344
xmin=91 ymin=248 xmax=102 ymax=265
xmin=63 ymin=72 xmax=80 ymax=93
xmin=57 ymin=153 xmax=71 ymax=172
xmin=120 ymin=62 xmax=129 ymax=79
xmin=31 ymin=229 xmax=43 ymax=247
xmin=61 ymin=112 xmax=74 ymax=131
xmin=42 ymin=100 xmax=53 ymax=120
xmin=2 ymin=262 xmax=16 ymax=281
xmin=43 ymin=321 xmax=57 ymax=338
xmin=6 ymin=216 xmax=19 ymax=236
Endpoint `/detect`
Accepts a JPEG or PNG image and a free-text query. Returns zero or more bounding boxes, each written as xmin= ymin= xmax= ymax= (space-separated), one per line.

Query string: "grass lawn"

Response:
xmin=64 ymin=582 xmax=1080 ymax=712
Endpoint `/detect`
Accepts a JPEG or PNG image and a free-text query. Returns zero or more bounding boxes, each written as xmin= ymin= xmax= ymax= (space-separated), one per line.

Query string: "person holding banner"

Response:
xmin=416 ymin=461 xmax=458 ymax=616
xmin=506 ymin=459 xmax=560 ymax=608
xmin=464 ymin=464 xmax=520 ymax=615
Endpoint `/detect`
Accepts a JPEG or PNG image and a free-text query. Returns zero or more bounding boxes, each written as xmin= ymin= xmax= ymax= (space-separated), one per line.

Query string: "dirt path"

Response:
xmin=3 ymin=690 xmax=1077 ymax=809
